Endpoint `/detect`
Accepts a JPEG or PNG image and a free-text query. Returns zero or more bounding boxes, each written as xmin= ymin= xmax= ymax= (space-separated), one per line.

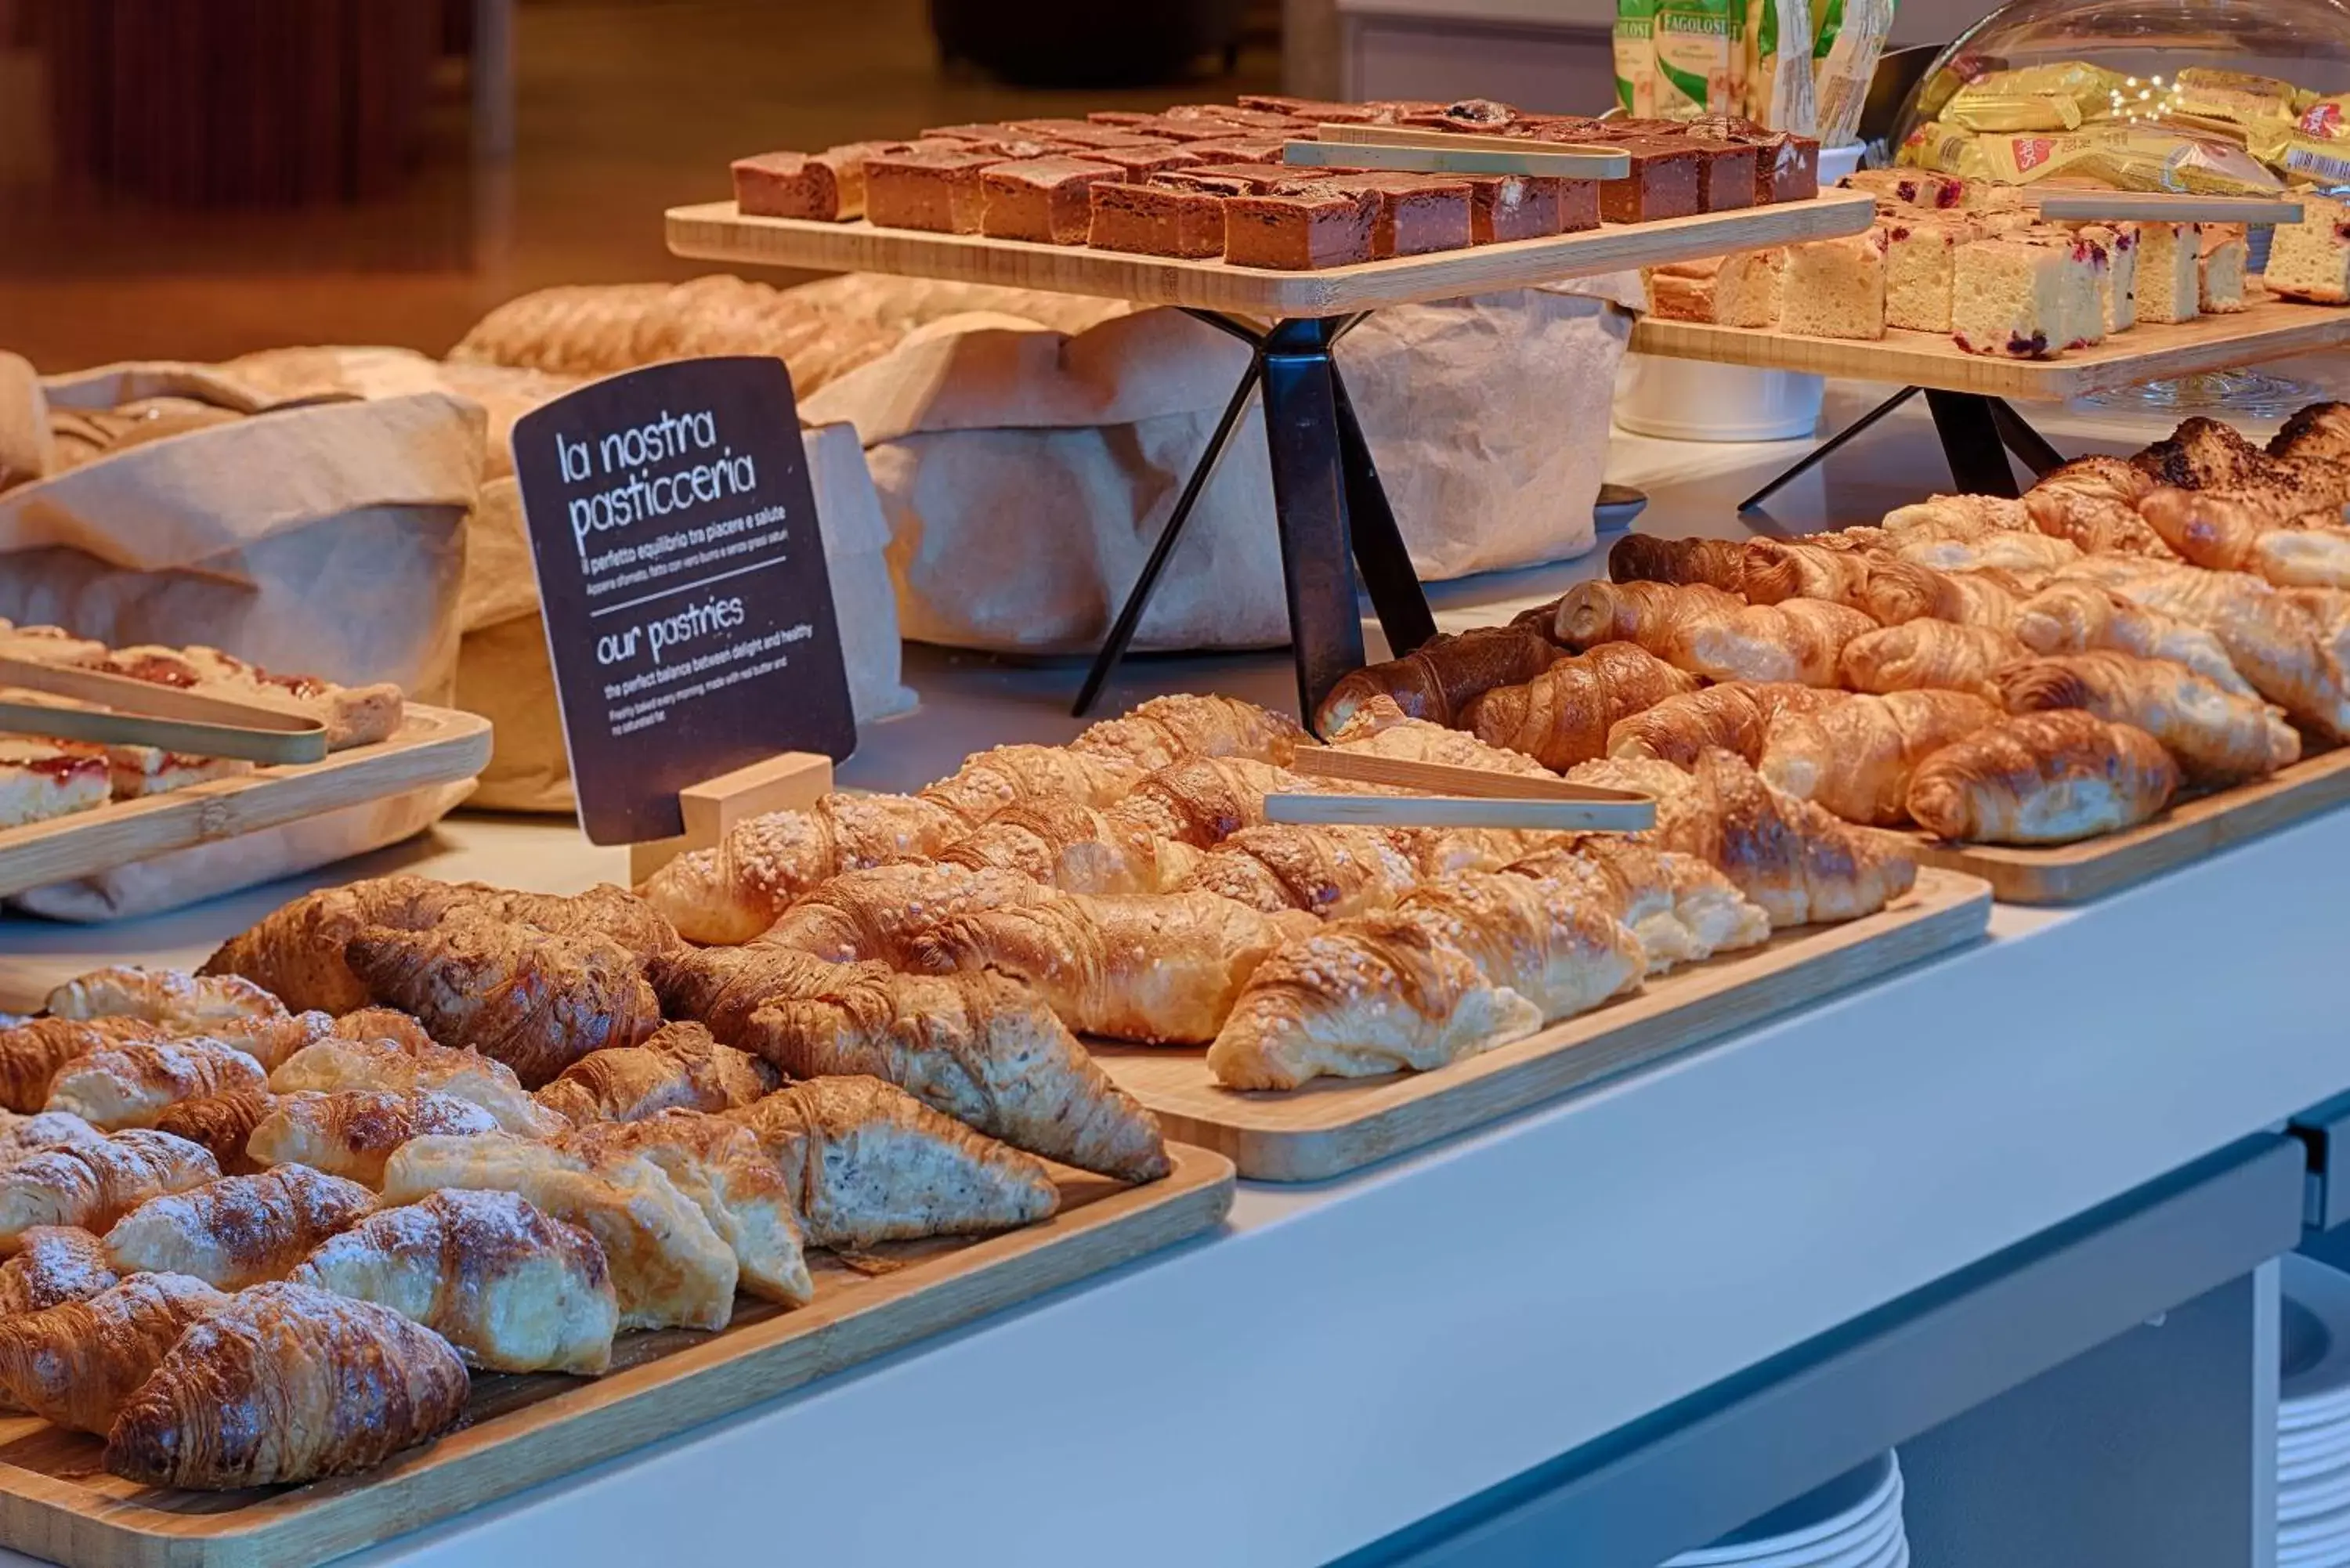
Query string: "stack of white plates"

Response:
xmin=2281 ymin=1256 xmax=2350 ymax=1566
xmin=1663 ymin=1452 xmax=1907 ymax=1568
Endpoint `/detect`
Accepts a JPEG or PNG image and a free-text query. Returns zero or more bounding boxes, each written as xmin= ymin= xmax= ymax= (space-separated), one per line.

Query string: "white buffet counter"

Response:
xmin=1 ymin=388 xmax=2342 ymax=1566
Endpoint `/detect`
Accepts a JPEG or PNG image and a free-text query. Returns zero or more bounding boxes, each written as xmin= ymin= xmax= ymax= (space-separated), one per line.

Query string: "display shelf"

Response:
xmin=1094 ymin=868 xmax=1990 ymax=1180
xmin=0 ymin=705 xmax=493 ymax=901
xmin=1629 ymin=298 xmax=2350 ymax=403
xmin=665 ymin=191 xmax=1878 ymax=318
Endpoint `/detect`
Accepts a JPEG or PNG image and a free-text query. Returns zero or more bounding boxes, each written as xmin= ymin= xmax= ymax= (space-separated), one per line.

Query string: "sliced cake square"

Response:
xmin=2200 ymin=223 xmax=2250 ymax=313
xmin=0 ymin=736 xmax=110 ymax=827
xmin=1843 ymin=169 xmax=1966 ymax=211
xmin=1951 ymin=237 xmax=2069 ymax=358
xmin=1647 ymin=249 xmax=1783 ymax=326
xmin=1878 ymin=213 xmax=1976 ymax=333
xmin=2134 ymin=221 xmax=2203 ymax=324
xmin=2072 ymin=222 xmax=2138 ymax=334
xmin=2262 ymin=197 xmax=2350 ymax=303
xmin=1779 ymin=230 xmax=1887 ymax=338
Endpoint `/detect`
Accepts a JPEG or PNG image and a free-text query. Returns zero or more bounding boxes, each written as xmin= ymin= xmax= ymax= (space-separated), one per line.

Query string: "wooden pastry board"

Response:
xmin=0 ymin=705 xmax=493 ymax=901
xmin=1095 ymin=868 xmax=1991 ymax=1182
xmin=1911 ymin=743 xmax=2350 ymax=905
xmin=1628 ymin=298 xmax=2350 ymax=402
xmin=0 ymin=1145 xmax=1233 ymax=1568
xmin=665 ymin=190 xmax=1878 ymax=318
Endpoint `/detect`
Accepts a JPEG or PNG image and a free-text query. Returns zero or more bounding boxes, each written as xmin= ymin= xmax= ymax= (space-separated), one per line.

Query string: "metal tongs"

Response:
xmin=0 ymin=656 xmax=328 ymax=765
xmin=1269 ymin=747 xmax=1657 ymax=833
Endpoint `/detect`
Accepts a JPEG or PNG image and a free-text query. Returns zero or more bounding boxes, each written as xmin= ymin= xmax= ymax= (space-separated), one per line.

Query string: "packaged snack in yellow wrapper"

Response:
xmin=1907 ymin=120 xmax=2287 ymax=195
xmin=1653 ymin=0 xmax=1744 ymax=116
xmin=1745 ymin=0 xmax=1817 ymax=133
xmin=2244 ymin=92 xmax=2350 ymax=185
xmin=1615 ymin=0 xmax=1659 ymax=114
xmin=2172 ymin=67 xmax=2309 ymax=129
xmin=1940 ymin=61 xmax=2125 ymax=132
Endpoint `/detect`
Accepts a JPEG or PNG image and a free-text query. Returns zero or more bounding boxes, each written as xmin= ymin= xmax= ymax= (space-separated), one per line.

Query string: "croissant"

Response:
xmin=103 ymin=1165 xmax=378 ymax=1289
xmin=1907 ymin=711 xmax=2179 ymax=843
xmin=2271 ymin=401 xmax=2350 ymax=464
xmin=0 ymin=1111 xmax=104 ymax=1168
xmin=726 ymin=1076 xmax=1061 ymax=1251
xmin=201 ymin=1010 xmax=337 ymax=1073
xmin=736 ymin=964 xmax=1170 ymax=1180
xmin=534 ymin=1021 xmax=778 ymax=1125
xmin=0 ymin=1128 xmax=219 ymax=1249
xmin=1607 ymin=532 xmax=1748 ymax=592
xmin=269 ymin=1036 xmax=567 ymax=1136
xmin=1891 ymin=529 xmax=2081 ymax=576
xmin=343 ymin=908 xmax=661 ymax=1087
xmin=2138 ymin=486 xmax=2350 ymax=589
xmin=1856 ymin=558 xmax=2028 ymax=630
xmin=150 ymin=1090 xmax=276 ymax=1176
xmin=0 ymin=1017 xmax=154 ymax=1113
xmin=104 ymin=1281 xmax=470 ymax=1488
xmin=248 ymin=1089 xmax=502 ymax=1187
xmin=916 ymin=743 xmax=1146 ymax=826
xmin=1175 ymin=823 xmax=1422 ymax=919
xmin=0 ymin=1274 xmax=228 ymax=1433
xmin=45 ymin=1039 xmax=268 ymax=1130
xmin=758 ymin=862 xmax=1057 ymax=964
xmin=1838 ymin=621 xmax=2026 ymax=698
xmin=1112 ymin=754 xmax=1314 ymax=847
xmin=1993 ymin=649 xmax=2300 ymax=784
xmin=1462 ymin=643 xmax=1703 ymax=769
xmin=291 ymin=1188 xmax=618 ymax=1375
xmin=1503 ymin=841 xmax=1772 ymax=973
xmin=1313 ymin=623 xmax=1560 ymax=734
xmin=1205 ymin=870 xmax=1644 ymax=1090
xmin=2057 ymin=555 xmax=2350 ymax=740
xmin=1881 ymin=493 xmax=2034 ymax=537
xmin=1738 ymin=539 xmax=1882 ymax=609
xmin=939 ymin=802 xmax=1202 ymax=895
xmin=2023 ymin=457 xmax=2173 ymax=556
xmin=555 ymin=1111 xmax=813 ymax=1306
xmin=1567 ymin=748 xmax=1918 ymax=927
xmin=1065 ymin=692 xmax=1305 ymax=774
xmin=1326 ymin=698 xmax=1561 ymax=776
xmin=45 ymin=966 xmax=284 ymax=1030
xmin=381 ymin=1134 xmax=737 ymax=1330
xmin=1756 ymin=689 xmax=2004 ymax=826
xmin=1604 ymin=683 xmax=1838 ymax=768
xmin=2135 ymin=416 xmax=2275 ymax=490
xmin=1554 ymin=581 xmax=1877 ymax=685
xmin=649 ymin=942 xmax=839 ymax=1043
xmin=639 ymin=793 xmax=968 ymax=945
xmin=331 ymin=1006 xmax=439 ymax=1053
xmin=2012 ymin=582 xmax=2257 ymax=698
xmin=0 ymin=1227 xmax=117 ymax=1316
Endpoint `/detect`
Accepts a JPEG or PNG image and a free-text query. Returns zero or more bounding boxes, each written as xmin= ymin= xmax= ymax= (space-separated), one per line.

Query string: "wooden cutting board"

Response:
xmin=0 ymin=704 xmax=493 ymax=900
xmin=1911 ymin=744 xmax=2350 ymax=904
xmin=0 ymin=1145 xmax=1233 ymax=1568
xmin=1094 ymin=869 xmax=1991 ymax=1181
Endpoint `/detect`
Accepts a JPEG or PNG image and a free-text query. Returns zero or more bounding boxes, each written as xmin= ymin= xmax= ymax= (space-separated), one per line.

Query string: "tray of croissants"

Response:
xmin=0 ymin=914 xmax=1232 ymax=1566
xmin=1310 ymin=400 xmax=2350 ymax=905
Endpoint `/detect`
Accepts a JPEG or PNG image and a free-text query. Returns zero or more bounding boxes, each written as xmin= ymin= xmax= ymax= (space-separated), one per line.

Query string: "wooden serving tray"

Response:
xmin=1094 ymin=869 xmax=1990 ymax=1181
xmin=0 ymin=704 xmax=493 ymax=900
xmin=1912 ymin=744 xmax=2350 ymax=905
xmin=1628 ymin=298 xmax=2350 ymax=403
xmin=0 ymin=1146 xmax=1233 ymax=1568
xmin=665 ymin=191 xmax=1878 ymax=318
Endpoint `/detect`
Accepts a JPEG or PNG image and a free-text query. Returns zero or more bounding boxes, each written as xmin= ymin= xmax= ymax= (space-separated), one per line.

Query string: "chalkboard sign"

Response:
xmin=510 ymin=356 xmax=856 ymax=845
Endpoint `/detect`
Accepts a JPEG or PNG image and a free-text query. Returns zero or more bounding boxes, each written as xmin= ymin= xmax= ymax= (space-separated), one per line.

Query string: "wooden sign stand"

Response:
xmin=626 ymin=750 xmax=832 ymax=883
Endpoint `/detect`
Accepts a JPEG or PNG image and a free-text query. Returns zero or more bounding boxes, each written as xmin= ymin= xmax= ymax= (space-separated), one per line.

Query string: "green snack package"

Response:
xmin=1616 ymin=0 xmax=1659 ymax=115
xmin=1654 ymin=0 xmax=1744 ymax=116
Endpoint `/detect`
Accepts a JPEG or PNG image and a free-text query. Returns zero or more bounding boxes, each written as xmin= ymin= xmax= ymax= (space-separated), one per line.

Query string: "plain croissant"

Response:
xmin=1838 ymin=621 xmax=2027 ymax=699
xmin=45 ymin=1038 xmax=268 ymax=1130
xmin=104 ymin=1281 xmax=470 ymax=1489
xmin=248 ymin=1089 xmax=503 ymax=1188
xmin=2012 ymin=581 xmax=2255 ymax=698
xmin=103 ymin=1164 xmax=378 ymax=1289
xmin=45 ymin=967 xmax=284 ymax=1030
xmin=757 ymin=862 xmax=1058 ymax=964
xmin=1504 ymin=840 xmax=1771 ymax=974
xmin=555 ymin=1111 xmax=814 ymax=1306
xmin=1906 ymin=711 xmax=2179 ymax=844
xmin=1607 ymin=532 xmax=1749 ymax=593
xmin=0 ymin=1226 xmax=118 ymax=1316
xmin=0 ymin=1129 xmax=220 ymax=1249
xmin=0 ymin=1273 xmax=227 ymax=1433
xmin=939 ymin=803 xmax=1201 ymax=895
xmin=1462 ymin=643 xmax=1702 ymax=769
xmin=726 ymin=1076 xmax=1061 ymax=1252
xmin=1313 ymin=623 xmax=1561 ymax=734
xmin=1757 ymin=689 xmax=2004 ymax=826
xmin=1854 ymin=558 xmax=2028 ymax=630
xmin=292 ymin=1188 xmax=619 ymax=1375
xmin=1605 ymin=683 xmax=1838 ymax=768
xmin=1326 ymin=699 xmax=1558 ymax=776
xmin=1555 ymin=580 xmax=1877 ymax=686
xmin=1738 ymin=539 xmax=1881 ymax=609
xmin=2023 ymin=456 xmax=2172 ymax=556
xmin=533 ymin=1021 xmax=779 ymax=1125
xmin=916 ymin=742 xmax=1147 ymax=826
xmin=2138 ymin=486 xmax=2350 ymax=589
xmin=269 ymin=1036 xmax=566 ymax=1136
xmin=1992 ymin=650 xmax=2301 ymax=784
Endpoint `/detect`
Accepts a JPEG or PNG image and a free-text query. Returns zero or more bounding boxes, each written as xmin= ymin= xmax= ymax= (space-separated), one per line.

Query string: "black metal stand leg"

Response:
xmin=1925 ymin=389 xmax=2021 ymax=497
xmin=1072 ymin=355 xmax=1264 ymax=717
xmin=1737 ymin=386 xmax=1922 ymax=513
xmin=1259 ymin=318 xmax=1368 ymax=728
xmin=1987 ymin=397 xmax=2066 ymax=479
xmin=1330 ymin=367 xmax=1436 ymax=659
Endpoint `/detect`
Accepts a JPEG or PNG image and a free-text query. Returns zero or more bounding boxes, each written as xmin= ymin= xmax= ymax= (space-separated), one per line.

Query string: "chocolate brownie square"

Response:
xmin=981 ymin=157 xmax=1121 ymax=244
xmin=1149 ymin=172 xmax=1263 ymax=197
xmin=1225 ymin=190 xmax=1378 ymax=269
xmin=1465 ymin=174 xmax=1565 ymax=244
xmin=1303 ymin=172 xmax=1473 ymax=258
xmin=1088 ymin=182 xmax=1226 ymax=257
xmin=1560 ymin=178 xmax=1601 ymax=232
xmin=1177 ymin=138 xmax=1290 ymax=164
xmin=1237 ymin=95 xmax=1381 ymax=124
xmin=1077 ymin=144 xmax=1202 ymax=179
xmin=866 ymin=146 xmax=1003 ymax=233
xmin=731 ymin=141 xmax=902 ymax=221
xmin=1690 ymin=141 xmax=1759 ymax=211
xmin=1756 ymin=135 xmax=1820 ymax=204
xmin=1163 ymin=104 xmax=1299 ymax=130
xmin=1600 ymin=142 xmax=1704 ymax=223
xmin=1002 ymin=119 xmax=1170 ymax=150
xmin=1170 ymin=162 xmax=1330 ymax=193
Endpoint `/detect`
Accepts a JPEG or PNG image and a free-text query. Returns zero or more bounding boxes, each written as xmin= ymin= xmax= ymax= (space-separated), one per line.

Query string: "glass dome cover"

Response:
xmin=1892 ymin=0 xmax=2350 ymax=192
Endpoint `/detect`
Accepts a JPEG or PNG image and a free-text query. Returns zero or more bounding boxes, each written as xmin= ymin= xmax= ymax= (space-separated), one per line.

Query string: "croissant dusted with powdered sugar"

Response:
xmin=1890 ymin=529 xmax=2080 ymax=576
xmin=270 ymin=1036 xmax=566 ymax=1136
xmin=1554 ymin=581 xmax=1877 ymax=686
xmin=556 ymin=1112 xmax=813 ymax=1306
xmin=332 ymin=1006 xmax=439 ymax=1053
xmin=45 ymin=1039 xmax=267 ymax=1130
xmin=2012 ymin=582 xmax=2254 ymax=697
xmin=103 ymin=1281 xmax=469 ymax=1489
xmin=1462 ymin=643 xmax=1702 ymax=770
xmin=1993 ymin=650 xmax=2300 ymax=784
xmin=103 ymin=1165 xmax=377 ymax=1289
xmin=2138 ymin=486 xmax=2350 ymax=589
xmin=1605 ymin=683 xmax=1838 ymax=768
xmin=342 ymin=908 xmax=660 ymax=1087
xmin=735 ymin=959 xmax=1170 ymax=1179
xmin=1607 ymin=532 xmax=1748 ymax=592
xmin=759 ymin=862 xmax=1057 ymax=964
xmin=908 ymin=890 xmax=1313 ymax=1050
xmin=1314 ymin=623 xmax=1562 ymax=735
xmin=0 ymin=1129 xmax=219 ymax=1248
xmin=292 ymin=1187 xmax=618 ymax=1375
xmin=1567 ymin=749 xmax=1917 ymax=927
xmin=0 ymin=1227 xmax=117 ymax=1316
xmin=248 ymin=1090 xmax=502 ymax=1187
xmin=0 ymin=1273 xmax=226 ymax=1433
xmin=1176 ymin=823 xmax=1422 ymax=919
xmin=150 ymin=1090 xmax=276 ymax=1176
xmin=534 ymin=1021 xmax=778 ymax=1125
xmin=1907 ymin=711 xmax=2178 ymax=843
xmin=726 ymin=1076 xmax=1061 ymax=1251
xmin=0 ymin=1017 xmax=153 ymax=1113
xmin=1756 ymin=689 xmax=2002 ymax=826
xmin=46 ymin=967 xmax=284 ymax=1030
xmin=1837 ymin=621 xmax=2029 ymax=698
xmin=0 ymin=1112 xmax=103 ymax=1169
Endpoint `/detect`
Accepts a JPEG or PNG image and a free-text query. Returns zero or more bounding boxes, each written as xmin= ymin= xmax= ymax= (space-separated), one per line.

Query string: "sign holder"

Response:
xmin=624 ymin=749 xmax=833 ymax=883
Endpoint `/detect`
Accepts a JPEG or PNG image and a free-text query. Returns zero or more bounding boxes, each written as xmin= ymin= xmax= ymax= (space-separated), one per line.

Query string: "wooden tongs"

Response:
xmin=0 ymin=656 xmax=327 ymax=765
xmin=1270 ymin=748 xmax=1657 ymax=833
xmin=1286 ymin=123 xmax=1632 ymax=180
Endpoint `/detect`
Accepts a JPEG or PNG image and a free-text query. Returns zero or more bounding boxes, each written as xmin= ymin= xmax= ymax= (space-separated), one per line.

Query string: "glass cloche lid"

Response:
xmin=1892 ymin=0 xmax=2350 ymax=191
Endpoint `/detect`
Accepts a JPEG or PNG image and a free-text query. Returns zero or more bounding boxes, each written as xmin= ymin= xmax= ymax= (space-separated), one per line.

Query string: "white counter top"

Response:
xmin=2 ymin=388 xmax=2342 ymax=1566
